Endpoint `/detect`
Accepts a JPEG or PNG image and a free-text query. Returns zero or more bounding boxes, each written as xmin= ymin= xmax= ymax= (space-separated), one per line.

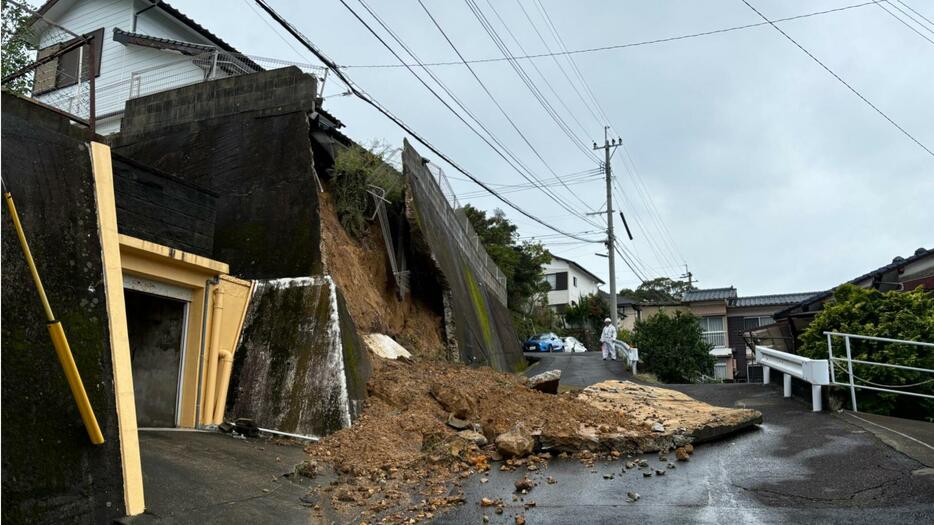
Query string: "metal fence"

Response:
xmin=825 ymin=331 xmax=934 ymax=413
xmin=418 ymin=162 xmax=508 ymax=304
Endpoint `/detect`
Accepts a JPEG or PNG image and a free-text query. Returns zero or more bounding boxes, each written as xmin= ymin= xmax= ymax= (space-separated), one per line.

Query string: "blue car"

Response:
xmin=523 ymin=333 xmax=565 ymax=352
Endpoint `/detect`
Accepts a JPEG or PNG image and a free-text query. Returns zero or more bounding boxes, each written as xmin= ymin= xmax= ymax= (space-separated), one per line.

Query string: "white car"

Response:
xmin=563 ymin=336 xmax=588 ymax=353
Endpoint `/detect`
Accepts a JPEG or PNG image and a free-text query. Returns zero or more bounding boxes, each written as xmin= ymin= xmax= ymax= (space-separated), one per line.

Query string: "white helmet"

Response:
xmin=604 ymin=318 xmax=612 ymax=323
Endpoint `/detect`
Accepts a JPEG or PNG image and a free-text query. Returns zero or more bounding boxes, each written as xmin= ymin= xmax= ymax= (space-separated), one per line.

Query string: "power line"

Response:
xmin=741 ymin=0 xmax=934 ymax=158
xmin=251 ymin=0 xmax=602 ymax=243
xmin=416 ymin=0 xmax=603 ymax=214
xmin=343 ymin=0 xmax=605 ymax=231
xmin=339 ymin=1 xmax=882 ymax=69
xmin=875 ymin=0 xmax=934 ymax=45
xmin=886 ymin=0 xmax=934 ymax=33
xmin=895 ymin=0 xmax=934 ymax=27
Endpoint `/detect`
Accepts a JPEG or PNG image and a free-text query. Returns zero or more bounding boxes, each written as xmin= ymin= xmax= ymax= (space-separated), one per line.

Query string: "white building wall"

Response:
xmin=543 ymin=258 xmax=602 ymax=308
xmin=36 ymin=0 xmax=220 ymax=132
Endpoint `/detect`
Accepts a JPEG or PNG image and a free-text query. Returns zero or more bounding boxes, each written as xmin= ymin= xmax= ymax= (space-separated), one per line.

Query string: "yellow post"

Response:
xmin=4 ymin=190 xmax=105 ymax=445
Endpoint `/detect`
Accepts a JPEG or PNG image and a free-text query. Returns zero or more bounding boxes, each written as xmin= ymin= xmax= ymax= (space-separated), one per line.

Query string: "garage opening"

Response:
xmin=125 ymin=289 xmax=189 ymax=428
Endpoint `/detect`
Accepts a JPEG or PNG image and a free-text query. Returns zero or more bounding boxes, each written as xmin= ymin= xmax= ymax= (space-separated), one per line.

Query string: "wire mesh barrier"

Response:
xmin=2 ymin=3 xmax=99 ymax=128
xmin=3 ymin=0 xmax=326 ymax=133
xmin=420 ymin=162 xmax=508 ymax=304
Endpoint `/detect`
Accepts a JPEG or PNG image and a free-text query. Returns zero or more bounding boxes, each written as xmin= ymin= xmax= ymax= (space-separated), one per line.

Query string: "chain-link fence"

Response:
xmin=2 ymin=0 xmax=99 ymax=128
xmin=422 ymin=162 xmax=508 ymax=303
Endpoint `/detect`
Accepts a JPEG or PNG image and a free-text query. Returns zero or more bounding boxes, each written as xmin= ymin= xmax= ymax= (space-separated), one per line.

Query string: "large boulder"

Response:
xmin=495 ymin=424 xmax=534 ymax=458
xmin=429 ymin=383 xmax=476 ymax=419
xmin=528 ymin=369 xmax=561 ymax=394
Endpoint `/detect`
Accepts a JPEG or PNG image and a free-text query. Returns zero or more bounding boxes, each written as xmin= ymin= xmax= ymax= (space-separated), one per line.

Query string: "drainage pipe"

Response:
xmin=212 ymin=348 xmax=234 ymax=425
xmin=202 ymin=286 xmax=224 ymax=424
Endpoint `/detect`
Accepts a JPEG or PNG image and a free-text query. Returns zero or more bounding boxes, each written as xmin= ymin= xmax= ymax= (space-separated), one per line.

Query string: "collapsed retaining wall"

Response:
xmin=227 ymin=277 xmax=370 ymax=436
xmin=403 ymin=140 xmax=525 ymax=372
xmin=1 ymin=94 xmax=127 ymax=523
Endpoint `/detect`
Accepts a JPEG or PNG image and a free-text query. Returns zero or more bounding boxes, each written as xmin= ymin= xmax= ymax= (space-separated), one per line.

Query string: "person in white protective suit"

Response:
xmin=600 ymin=317 xmax=617 ymax=361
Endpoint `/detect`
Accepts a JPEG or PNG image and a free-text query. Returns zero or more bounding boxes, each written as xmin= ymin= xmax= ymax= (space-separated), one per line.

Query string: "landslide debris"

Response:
xmin=303 ymin=359 xmax=761 ymax=523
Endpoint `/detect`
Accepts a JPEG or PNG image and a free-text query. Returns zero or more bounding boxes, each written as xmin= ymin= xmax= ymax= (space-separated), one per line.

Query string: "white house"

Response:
xmin=29 ymin=0 xmax=260 ymax=134
xmin=543 ymin=255 xmax=604 ymax=312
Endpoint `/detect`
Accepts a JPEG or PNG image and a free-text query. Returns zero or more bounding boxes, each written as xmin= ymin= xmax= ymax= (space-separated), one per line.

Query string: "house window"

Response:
xmin=544 ymin=272 xmax=568 ymax=291
xmin=699 ymin=316 xmax=726 ymax=347
xmin=573 ymin=276 xmax=578 ymax=287
xmin=33 ymin=28 xmax=104 ymax=95
xmin=743 ymin=316 xmax=774 ymax=331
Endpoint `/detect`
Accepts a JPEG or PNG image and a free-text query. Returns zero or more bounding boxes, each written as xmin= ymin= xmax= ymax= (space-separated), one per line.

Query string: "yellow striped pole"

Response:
xmin=4 ymin=190 xmax=105 ymax=445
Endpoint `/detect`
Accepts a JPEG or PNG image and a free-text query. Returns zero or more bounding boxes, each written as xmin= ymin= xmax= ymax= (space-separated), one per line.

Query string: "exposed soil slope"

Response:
xmin=318 ymin=191 xmax=446 ymax=359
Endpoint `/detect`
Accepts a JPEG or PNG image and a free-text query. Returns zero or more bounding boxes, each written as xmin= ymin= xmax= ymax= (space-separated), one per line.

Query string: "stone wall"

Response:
xmin=1 ymin=94 xmax=126 ymax=523
xmin=402 ymin=140 xmax=525 ymax=372
xmin=112 ymin=154 xmax=217 ymax=257
xmin=112 ymin=67 xmax=322 ymax=279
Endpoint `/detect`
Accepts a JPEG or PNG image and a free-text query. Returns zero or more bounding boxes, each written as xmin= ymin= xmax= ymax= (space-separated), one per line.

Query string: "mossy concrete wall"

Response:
xmin=1 ymin=94 xmax=127 ymax=523
xmin=226 ymin=277 xmax=371 ymax=436
xmin=402 ymin=140 xmax=525 ymax=372
xmin=111 ymin=67 xmax=321 ymax=279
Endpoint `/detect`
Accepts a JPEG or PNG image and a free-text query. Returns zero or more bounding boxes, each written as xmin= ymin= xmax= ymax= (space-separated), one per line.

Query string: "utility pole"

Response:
xmin=594 ymin=127 xmax=622 ymax=326
xmin=680 ymin=264 xmax=695 ymax=287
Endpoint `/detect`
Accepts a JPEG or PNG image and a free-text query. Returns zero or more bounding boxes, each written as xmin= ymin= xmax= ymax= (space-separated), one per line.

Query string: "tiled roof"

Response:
xmin=731 ymin=292 xmax=820 ymax=308
xmin=682 ymin=287 xmax=736 ymax=302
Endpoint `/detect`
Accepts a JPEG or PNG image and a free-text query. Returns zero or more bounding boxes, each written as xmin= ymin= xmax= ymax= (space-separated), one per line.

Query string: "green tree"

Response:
xmin=2 ymin=0 xmax=34 ymax=95
xmin=463 ymin=205 xmax=550 ymax=311
xmin=619 ymin=277 xmax=694 ymax=303
xmin=798 ymin=284 xmax=934 ymax=418
xmin=329 ymin=141 xmax=402 ymax=238
xmin=632 ymin=310 xmax=714 ymax=383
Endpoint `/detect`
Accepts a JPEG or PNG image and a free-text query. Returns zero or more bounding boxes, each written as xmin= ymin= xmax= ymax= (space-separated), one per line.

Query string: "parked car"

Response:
xmin=523 ymin=333 xmax=565 ymax=352
xmin=563 ymin=336 xmax=588 ymax=353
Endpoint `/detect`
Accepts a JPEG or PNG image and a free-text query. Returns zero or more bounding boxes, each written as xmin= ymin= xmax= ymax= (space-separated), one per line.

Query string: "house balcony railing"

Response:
xmin=703 ymin=331 xmax=726 ymax=348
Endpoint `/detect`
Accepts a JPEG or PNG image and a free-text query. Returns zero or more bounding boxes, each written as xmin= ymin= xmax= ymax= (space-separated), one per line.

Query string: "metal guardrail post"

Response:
xmin=844 ymin=335 xmax=858 ymax=412
xmin=783 ymin=373 xmax=792 ymax=398
xmin=763 ymin=365 xmax=770 ymax=385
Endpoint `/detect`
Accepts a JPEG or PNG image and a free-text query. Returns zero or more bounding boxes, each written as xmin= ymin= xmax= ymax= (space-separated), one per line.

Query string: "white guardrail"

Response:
xmin=755 ymin=345 xmax=830 ymax=411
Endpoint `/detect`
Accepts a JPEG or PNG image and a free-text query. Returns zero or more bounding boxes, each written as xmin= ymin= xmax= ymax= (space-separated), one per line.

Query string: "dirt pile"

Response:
xmin=318 ymin=191 xmax=447 ymax=359
xmin=302 ymin=359 xmax=762 ymax=523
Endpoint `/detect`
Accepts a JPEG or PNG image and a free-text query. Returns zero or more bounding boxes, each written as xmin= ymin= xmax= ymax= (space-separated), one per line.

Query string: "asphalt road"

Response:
xmin=438 ymin=352 xmax=934 ymax=524
xmin=524 ymin=350 xmax=632 ymax=387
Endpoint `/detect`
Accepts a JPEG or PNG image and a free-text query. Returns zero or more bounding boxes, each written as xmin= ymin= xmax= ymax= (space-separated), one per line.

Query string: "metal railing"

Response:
xmin=702 ymin=331 xmax=726 ymax=348
xmin=756 ymin=345 xmax=830 ymax=411
xmin=825 ymin=331 xmax=934 ymax=413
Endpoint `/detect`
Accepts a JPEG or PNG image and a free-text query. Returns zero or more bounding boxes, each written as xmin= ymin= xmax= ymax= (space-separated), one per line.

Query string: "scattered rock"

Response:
xmin=528 ymin=369 xmax=562 ymax=394
xmin=667 ymin=463 xmax=676 ymax=469
xmin=625 ymin=461 xmax=635 ymax=469
xmin=546 ymin=476 xmax=557 ymax=484
xmin=483 ymin=516 xmax=490 ymax=523
xmin=457 ymin=430 xmax=488 ymax=447
xmin=446 ymin=414 xmax=471 ymax=430
xmin=524 ymin=501 xmax=537 ymax=509
xmin=603 ymin=473 xmax=615 ymax=480
xmin=516 ymin=514 xmax=526 ymax=525
xmin=480 ymin=477 xmax=489 ymax=484
xmin=480 ymin=497 xmax=495 ymax=507
xmin=496 ymin=424 xmax=534 ymax=458
xmin=514 ymin=477 xmax=534 ymax=492
xmin=675 ymin=447 xmax=690 ymax=461
xmin=295 ymin=460 xmax=318 ymax=479
xmin=642 ymin=471 xmax=653 ymax=477
xmin=627 ymin=491 xmax=640 ymax=502
xmin=655 ymin=469 xmax=665 ymax=476
xmin=685 ymin=443 xmax=694 ymax=454
xmin=495 ymin=506 xmax=504 ymax=514
xmin=651 ymin=422 xmax=665 ymax=433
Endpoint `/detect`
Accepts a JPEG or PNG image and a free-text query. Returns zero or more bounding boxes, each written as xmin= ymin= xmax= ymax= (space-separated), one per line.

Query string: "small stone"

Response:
xmin=483 ymin=516 xmax=490 ymax=523
xmin=667 ymin=463 xmax=676 ymax=469
xmin=637 ymin=459 xmax=649 ymax=468
xmin=495 ymin=506 xmax=504 ymax=514
xmin=655 ymin=469 xmax=666 ymax=476
xmin=627 ymin=491 xmax=640 ymax=502
xmin=528 ymin=369 xmax=561 ymax=394
xmin=480 ymin=477 xmax=489 ymax=484
xmin=610 ymin=450 xmax=621 ymax=458
xmin=457 ymin=429 xmax=488 ymax=447
xmin=685 ymin=443 xmax=695 ymax=454
xmin=524 ymin=501 xmax=537 ymax=509
xmin=496 ymin=424 xmax=534 ymax=459
xmin=675 ymin=447 xmax=690 ymax=461
xmin=514 ymin=477 xmax=534 ymax=492
xmin=515 ymin=515 xmax=526 ymax=525
xmin=546 ymin=476 xmax=557 ymax=484
xmin=603 ymin=473 xmax=614 ymax=480
xmin=480 ymin=497 xmax=494 ymax=507
xmin=651 ymin=422 xmax=665 ymax=433
xmin=446 ymin=414 xmax=471 ymax=430
xmin=643 ymin=471 xmax=652 ymax=477
xmin=624 ymin=462 xmax=635 ymax=469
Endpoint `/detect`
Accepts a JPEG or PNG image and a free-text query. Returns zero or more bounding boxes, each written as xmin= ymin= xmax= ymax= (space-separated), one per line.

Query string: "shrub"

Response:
xmin=798 ymin=284 xmax=934 ymax=418
xmin=632 ymin=310 xmax=714 ymax=383
xmin=329 ymin=142 xmax=402 ymax=238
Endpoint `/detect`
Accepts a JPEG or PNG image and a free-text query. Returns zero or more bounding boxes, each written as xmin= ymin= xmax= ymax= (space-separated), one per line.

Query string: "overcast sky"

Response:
xmin=173 ymin=0 xmax=932 ymax=295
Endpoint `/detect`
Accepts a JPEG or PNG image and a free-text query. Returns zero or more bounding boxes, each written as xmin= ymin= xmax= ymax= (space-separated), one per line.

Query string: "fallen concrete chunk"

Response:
xmin=363 ymin=333 xmax=413 ymax=360
xmin=528 ymin=369 xmax=562 ymax=394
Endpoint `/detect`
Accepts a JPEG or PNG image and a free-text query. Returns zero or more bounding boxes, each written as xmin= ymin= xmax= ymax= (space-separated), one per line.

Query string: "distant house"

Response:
xmin=619 ymin=286 xmax=817 ymax=382
xmin=748 ymin=247 xmax=934 ymax=354
xmin=543 ymin=255 xmax=605 ymax=312
xmin=28 ymin=0 xmax=261 ymax=134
